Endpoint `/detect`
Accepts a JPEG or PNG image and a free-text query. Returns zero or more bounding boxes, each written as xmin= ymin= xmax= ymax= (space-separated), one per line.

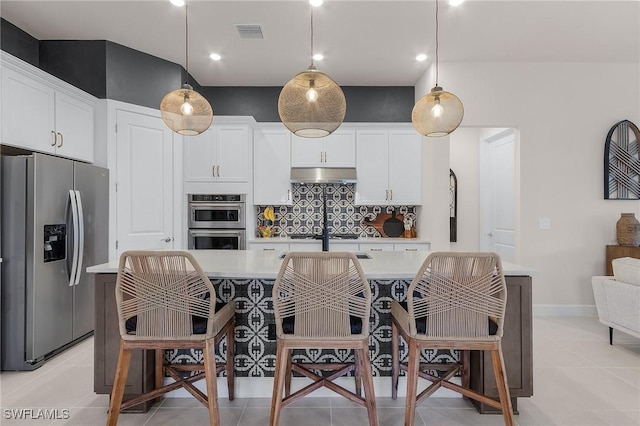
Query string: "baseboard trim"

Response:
xmin=533 ymin=304 xmax=597 ymax=317
xmin=164 ymin=376 xmax=461 ymax=399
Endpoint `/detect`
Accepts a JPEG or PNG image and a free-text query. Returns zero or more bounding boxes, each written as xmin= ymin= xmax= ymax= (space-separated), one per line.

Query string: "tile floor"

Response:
xmin=0 ymin=317 xmax=638 ymax=425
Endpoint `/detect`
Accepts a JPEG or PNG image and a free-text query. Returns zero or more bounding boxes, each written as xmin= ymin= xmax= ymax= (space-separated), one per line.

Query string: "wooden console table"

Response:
xmin=606 ymin=245 xmax=640 ymax=275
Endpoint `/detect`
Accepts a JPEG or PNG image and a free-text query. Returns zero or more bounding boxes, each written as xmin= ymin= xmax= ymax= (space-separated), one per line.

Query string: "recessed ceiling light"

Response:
xmin=449 ymin=0 xmax=465 ymax=6
xmin=309 ymin=0 xmax=323 ymax=7
xmin=313 ymin=53 xmax=324 ymax=61
xmin=210 ymin=53 xmax=222 ymax=61
xmin=170 ymin=0 xmax=185 ymax=7
xmin=416 ymin=54 xmax=428 ymax=62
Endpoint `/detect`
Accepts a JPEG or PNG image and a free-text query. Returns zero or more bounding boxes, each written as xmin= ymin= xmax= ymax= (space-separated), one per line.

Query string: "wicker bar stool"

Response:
xmin=106 ymin=251 xmax=235 ymax=426
xmin=270 ymin=252 xmax=378 ymax=426
xmin=391 ymin=252 xmax=513 ymax=426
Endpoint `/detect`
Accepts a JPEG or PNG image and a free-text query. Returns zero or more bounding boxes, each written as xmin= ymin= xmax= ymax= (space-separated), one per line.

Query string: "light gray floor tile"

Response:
xmin=2 ymin=317 xmax=639 ymax=426
xmin=146 ymin=406 xmax=244 ymax=426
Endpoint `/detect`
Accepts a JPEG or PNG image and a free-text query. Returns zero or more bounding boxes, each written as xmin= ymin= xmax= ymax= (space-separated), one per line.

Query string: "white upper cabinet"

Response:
xmin=184 ymin=124 xmax=250 ymax=183
xmin=1 ymin=54 xmax=95 ymax=163
xmin=356 ymin=128 xmax=422 ymax=205
xmin=254 ymin=126 xmax=292 ymax=205
xmin=291 ymin=129 xmax=356 ymax=167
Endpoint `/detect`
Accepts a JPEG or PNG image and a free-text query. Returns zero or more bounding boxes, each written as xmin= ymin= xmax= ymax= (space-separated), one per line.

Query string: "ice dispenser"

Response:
xmin=44 ymin=224 xmax=66 ymax=262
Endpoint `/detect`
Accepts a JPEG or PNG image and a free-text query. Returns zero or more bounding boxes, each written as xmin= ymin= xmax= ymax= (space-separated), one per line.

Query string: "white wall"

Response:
xmin=419 ymin=61 xmax=640 ymax=313
xmin=449 ymin=127 xmax=481 ymax=251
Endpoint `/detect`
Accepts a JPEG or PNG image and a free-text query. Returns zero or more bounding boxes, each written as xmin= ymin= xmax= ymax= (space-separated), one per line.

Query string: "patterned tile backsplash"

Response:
xmin=256 ymin=183 xmax=417 ymax=237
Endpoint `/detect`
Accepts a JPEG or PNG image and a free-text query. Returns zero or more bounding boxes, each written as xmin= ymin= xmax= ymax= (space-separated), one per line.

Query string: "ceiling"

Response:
xmin=1 ymin=1 xmax=638 ymax=87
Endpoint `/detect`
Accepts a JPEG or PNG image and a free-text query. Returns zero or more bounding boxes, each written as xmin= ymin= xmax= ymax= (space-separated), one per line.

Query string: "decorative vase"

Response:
xmin=616 ymin=213 xmax=640 ymax=246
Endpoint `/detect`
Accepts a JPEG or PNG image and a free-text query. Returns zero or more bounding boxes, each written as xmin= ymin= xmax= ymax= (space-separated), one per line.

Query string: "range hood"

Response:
xmin=290 ymin=167 xmax=357 ymax=184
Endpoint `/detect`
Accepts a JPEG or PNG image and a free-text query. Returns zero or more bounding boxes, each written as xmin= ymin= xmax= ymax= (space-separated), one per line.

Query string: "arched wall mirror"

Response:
xmin=450 ymin=169 xmax=457 ymax=242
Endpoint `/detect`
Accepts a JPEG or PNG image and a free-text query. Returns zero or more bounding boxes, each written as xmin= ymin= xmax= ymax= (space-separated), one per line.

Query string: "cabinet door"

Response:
xmin=184 ymin=128 xmax=216 ymax=181
xmin=323 ymin=130 xmax=356 ymax=167
xmin=216 ymin=126 xmax=249 ymax=182
xmin=388 ymin=131 xmax=422 ymax=205
xmin=289 ymin=242 xmax=322 ymax=251
xmin=355 ymin=130 xmax=389 ymax=205
xmin=116 ymin=110 xmax=174 ymax=254
xmin=254 ymin=128 xmax=292 ymax=205
xmin=54 ymin=91 xmax=94 ymax=162
xmin=1 ymin=67 xmax=56 ymax=154
xmin=291 ymin=135 xmax=324 ymax=167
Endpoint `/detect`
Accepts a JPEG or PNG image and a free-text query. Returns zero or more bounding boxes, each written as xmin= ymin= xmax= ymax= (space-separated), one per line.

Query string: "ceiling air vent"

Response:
xmin=234 ymin=24 xmax=264 ymax=40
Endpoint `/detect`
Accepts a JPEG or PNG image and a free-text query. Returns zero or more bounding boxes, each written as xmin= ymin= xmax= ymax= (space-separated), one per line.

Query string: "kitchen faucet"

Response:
xmin=322 ymin=184 xmax=329 ymax=251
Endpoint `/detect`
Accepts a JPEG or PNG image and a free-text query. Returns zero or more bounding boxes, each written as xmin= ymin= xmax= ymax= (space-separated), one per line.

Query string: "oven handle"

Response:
xmin=190 ymin=203 xmax=245 ymax=210
xmin=188 ymin=229 xmax=245 ymax=237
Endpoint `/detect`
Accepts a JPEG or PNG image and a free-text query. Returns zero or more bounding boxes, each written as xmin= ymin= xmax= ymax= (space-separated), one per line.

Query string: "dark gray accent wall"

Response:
xmin=0 ymin=18 xmax=39 ymax=67
xmin=201 ymin=86 xmax=413 ymax=123
xmin=0 ymin=19 xmax=414 ymax=122
xmin=201 ymin=87 xmax=281 ymax=121
xmin=105 ymin=41 xmax=183 ymax=110
xmin=39 ymin=40 xmax=107 ymax=98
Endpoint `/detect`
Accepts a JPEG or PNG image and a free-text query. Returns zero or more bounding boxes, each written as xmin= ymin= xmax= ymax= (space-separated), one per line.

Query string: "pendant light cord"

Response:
xmin=434 ymin=0 xmax=439 ymax=86
xmin=185 ymin=0 xmax=189 ymax=85
xmin=310 ymin=7 xmax=315 ymax=67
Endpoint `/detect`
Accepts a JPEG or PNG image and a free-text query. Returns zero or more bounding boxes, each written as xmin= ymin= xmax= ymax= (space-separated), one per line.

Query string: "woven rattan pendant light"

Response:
xmin=278 ymin=5 xmax=346 ymax=138
xmin=160 ymin=0 xmax=213 ymax=136
xmin=412 ymin=0 xmax=463 ymax=137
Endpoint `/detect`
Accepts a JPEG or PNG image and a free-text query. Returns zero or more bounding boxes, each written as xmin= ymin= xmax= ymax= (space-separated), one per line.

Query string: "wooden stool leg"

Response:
xmin=154 ymin=349 xmax=165 ymax=403
xmin=491 ymin=347 xmax=514 ymax=426
xmin=203 ymin=338 xmax=221 ymax=426
xmin=270 ymin=340 xmax=289 ymax=426
xmin=226 ymin=318 xmax=235 ymax=400
xmin=354 ymin=350 xmax=362 ymax=397
xmin=357 ymin=347 xmax=379 ymax=426
xmin=391 ymin=320 xmax=399 ymax=400
xmin=107 ymin=341 xmax=132 ymax=426
xmin=461 ymin=350 xmax=470 ymax=390
xmin=404 ymin=339 xmax=420 ymax=426
xmin=284 ymin=349 xmax=292 ymax=398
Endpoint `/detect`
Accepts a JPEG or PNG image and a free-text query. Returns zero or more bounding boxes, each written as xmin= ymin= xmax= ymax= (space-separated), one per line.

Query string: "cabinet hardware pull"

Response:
xmin=385 ymin=189 xmax=389 ymax=200
xmin=405 ymin=248 xmax=418 ymax=251
xmin=324 ymin=152 xmax=327 ymax=162
xmin=162 ymin=237 xmax=172 ymax=242
xmin=263 ymin=248 xmax=275 ymax=251
xmin=389 ymin=189 xmax=392 ymax=200
xmin=320 ymin=152 xmax=323 ymax=163
xmin=212 ymin=165 xmax=216 ymax=177
xmin=371 ymin=248 xmax=383 ymax=251
xmin=217 ymin=165 xmax=220 ymax=177
xmin=51 ymin=130 xmax=57 ymax=146
xmin=57 ymin=132 xmax=63 ymax=148
xmin=287 ymin=189 xmax=291 ymax=201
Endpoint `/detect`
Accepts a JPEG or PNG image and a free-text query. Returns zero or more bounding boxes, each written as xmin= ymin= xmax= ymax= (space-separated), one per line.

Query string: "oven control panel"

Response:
xmin=190 ymin=194 xmax=245 ymax=202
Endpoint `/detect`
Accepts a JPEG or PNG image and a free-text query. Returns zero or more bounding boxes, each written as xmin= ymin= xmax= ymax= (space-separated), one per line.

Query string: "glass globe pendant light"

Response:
xmin=412 ymin=0 xmax=463 ymax=137
xmin=278 ymin=5 xmax=346 ymax=138
xmin=160 ymin=0 xmax=213 ymax=136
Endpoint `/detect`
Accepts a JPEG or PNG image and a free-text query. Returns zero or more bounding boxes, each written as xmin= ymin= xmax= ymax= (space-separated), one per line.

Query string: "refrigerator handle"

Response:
xmin=74 ymin=190 xmax=85 ymax=286
xmin=68 ymin=190 xmax=80 ymax=287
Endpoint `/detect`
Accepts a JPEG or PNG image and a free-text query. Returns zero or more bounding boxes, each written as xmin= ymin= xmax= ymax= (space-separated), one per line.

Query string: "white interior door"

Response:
xmin=116 ymin=110 xmax=174 ymax=255
xmin=480 ymin=130 xmax=516 ymax=262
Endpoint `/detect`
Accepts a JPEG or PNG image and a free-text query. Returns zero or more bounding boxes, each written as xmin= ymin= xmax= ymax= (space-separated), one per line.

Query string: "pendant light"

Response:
xmin=412 ymin=0 xmax=463 ymax=137
xmin=160 ymin=0 xmax=213 ymax=136
xmin=278 ymin=4 xmax=346 ymax=138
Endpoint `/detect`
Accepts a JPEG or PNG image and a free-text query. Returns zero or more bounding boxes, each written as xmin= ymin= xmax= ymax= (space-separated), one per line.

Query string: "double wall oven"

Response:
xmin=187 ymin=194 xmax=246 ymax=250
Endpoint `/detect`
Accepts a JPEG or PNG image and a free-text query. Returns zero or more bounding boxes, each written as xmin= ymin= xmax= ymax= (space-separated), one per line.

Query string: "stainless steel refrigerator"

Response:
xmin=1 ymin=153 xmax=108 ymax=370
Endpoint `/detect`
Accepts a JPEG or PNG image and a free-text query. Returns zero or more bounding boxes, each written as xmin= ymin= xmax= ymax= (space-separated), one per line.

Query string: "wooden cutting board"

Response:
xmin=362 ymin=212 xmax=404 ymax=237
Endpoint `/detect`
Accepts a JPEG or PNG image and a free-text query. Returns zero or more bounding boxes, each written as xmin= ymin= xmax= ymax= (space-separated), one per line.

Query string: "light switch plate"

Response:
xmin=539 ymin=217 xmax=551 ymax=229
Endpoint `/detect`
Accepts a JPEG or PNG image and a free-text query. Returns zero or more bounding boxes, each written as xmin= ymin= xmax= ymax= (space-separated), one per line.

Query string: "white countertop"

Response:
xmin=248 ymin=237 xmax=430 ymax=244
xmin=87 ymin=250 xmax=535 ymax=280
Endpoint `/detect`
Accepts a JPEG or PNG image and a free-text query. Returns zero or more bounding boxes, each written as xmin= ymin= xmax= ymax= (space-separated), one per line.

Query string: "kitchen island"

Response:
xmin=89 ymin=250 xmax=533 ymax=413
